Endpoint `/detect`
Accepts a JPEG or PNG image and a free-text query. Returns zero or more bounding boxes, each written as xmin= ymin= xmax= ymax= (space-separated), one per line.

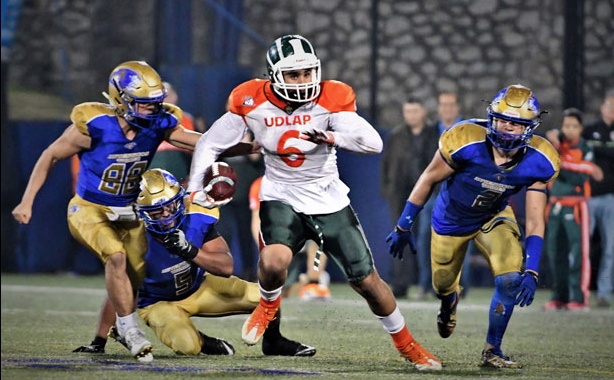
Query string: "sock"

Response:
xmin=375 ymin=307 xmax=413 ymax=351
xmin=258 ymin=282 xmax=283 ymax=302
xmin=376 ymin=306 xmax=406 ymax=334
xmin=116 ymin=312 xmax=137 ymax=336
xmin=440 ymin=292 xmax=458 ymax=313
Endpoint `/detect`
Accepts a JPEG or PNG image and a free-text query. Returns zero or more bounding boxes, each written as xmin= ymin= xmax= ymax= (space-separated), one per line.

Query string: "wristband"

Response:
xmin=183 ymin=244 xmax=199 ymax=261
xmin=524 ymin=235 xmax=543 ymax=272
xmin=396 ymin=201 xmax=423 ymax=231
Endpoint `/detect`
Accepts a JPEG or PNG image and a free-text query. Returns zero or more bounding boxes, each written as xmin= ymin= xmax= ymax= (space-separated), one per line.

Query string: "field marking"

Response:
xmin=2 ymin=358 xmax=322 ymax=375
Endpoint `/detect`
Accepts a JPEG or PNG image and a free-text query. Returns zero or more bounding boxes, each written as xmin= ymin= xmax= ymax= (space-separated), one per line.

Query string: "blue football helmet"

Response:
xmin=486 ymin=84 xmax=541 ymax=150
xmin=136 ymin=169 xmax=186 ymax=234
xmin=105 ymin=61 xmax=167 ymax=128
xmin=266 ymin=35 xmax=321 ymax=102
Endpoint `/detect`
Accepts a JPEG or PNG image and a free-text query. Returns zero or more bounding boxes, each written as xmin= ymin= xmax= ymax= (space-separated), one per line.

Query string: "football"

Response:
xmin=203 ymin=162 xmax=238 ymax=201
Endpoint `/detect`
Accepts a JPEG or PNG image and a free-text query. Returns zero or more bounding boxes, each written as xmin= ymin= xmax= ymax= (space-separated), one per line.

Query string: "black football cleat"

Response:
xmin=437 ymin=291 xmax=458 ymax=338
xmin=73 ymin=343 xmax=105 ymax=353
xmin=199 ymin=332 xmax=235 ymax=355
xmin=262 ymin=336 xmax=316 ymax=357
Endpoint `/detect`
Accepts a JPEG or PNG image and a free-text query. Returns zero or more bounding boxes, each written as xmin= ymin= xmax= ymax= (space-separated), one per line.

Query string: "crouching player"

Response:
xmin=132 ymin=168 xmax=315 ymax=356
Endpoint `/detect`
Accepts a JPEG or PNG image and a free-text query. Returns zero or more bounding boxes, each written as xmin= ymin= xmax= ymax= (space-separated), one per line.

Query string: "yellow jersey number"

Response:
xmin=99 ymin=161 xmax=148 ymax=195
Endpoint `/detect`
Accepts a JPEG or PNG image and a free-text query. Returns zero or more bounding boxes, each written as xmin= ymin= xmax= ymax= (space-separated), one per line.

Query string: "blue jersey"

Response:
xmin=71 ymin=102 xmax=182 ymax=206
xmin=137 ymin=203 xmax=220 ymax=308
xmin=433 ymin=119 xmax=559 ymax=235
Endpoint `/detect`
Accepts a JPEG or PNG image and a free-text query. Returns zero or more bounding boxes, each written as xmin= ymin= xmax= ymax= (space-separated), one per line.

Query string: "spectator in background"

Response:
xmin=380 ymin=97 xmax=439 ymax=299
xmin=149 ymin=82 xmax=195 ymax=185
xmin=582 ymin=90 xmax=614 ymax=308
xmin=435 ymin=91 xmax=463 ymax=135
xmin=544 ymin=108 xmax=603 ymax=311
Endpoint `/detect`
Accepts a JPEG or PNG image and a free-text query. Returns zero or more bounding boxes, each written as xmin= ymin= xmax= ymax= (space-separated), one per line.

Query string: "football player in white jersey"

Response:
xmin=187 ymin=34 xmax=441 ymax=371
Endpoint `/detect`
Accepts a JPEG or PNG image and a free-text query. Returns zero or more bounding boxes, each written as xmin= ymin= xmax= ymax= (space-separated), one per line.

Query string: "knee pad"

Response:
xmin=494 ymin=272 xmax=521 ymax=301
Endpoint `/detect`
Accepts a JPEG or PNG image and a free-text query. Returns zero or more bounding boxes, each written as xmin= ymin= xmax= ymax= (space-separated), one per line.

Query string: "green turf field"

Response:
xmin=1 ymin=273 xmax=613 ymax=379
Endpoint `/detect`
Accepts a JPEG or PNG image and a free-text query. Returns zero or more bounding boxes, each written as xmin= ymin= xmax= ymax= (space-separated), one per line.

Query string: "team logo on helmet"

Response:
xmin=266 ymin=35 xmax=321 ymax=103
xmin=486 ymin=84 xmax=542 ymax=151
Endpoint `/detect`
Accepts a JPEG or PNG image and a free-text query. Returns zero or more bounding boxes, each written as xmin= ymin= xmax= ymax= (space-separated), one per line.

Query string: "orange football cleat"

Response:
xmin=299 ymin=283 xmax=331 ymax=301
xmin=399 ymin=340 xmax=442 ymax=371
xmin=241 ymin=298 xmax=280 ymax=345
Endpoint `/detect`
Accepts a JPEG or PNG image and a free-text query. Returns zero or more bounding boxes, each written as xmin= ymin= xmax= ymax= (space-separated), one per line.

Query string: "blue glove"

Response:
xmin=386 ymin=226 xmax=417 ymax=260
xmin=514 ymin=271 xmax=538 ymax=307
xmin=386 ymin=201 xmax=423 ymax=260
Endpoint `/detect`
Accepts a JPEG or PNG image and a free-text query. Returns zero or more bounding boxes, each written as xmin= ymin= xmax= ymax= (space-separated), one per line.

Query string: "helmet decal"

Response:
xmin=486 ymin=84 xmax=542 ymax=151
xmin=106 ymin=61 xmax=167 ymax=128
xmin=111 ymin=68 xmax=142 ymax=94
xmin=266 ymin=35 xmax=321 ymax=103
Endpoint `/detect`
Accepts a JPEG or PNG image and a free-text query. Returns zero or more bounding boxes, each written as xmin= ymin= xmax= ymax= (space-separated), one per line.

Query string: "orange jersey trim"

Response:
xmin=227 ymin=79 xmax=357 ymax=116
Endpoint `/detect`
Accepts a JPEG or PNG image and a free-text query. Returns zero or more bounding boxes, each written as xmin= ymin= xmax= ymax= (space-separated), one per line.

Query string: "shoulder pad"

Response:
xmin=70 ymin=102 xmax=115 ymax=135
xmin=529 ymin=134 xmax=558 ymax=159
xmin=439 ymin=121 xmax=486 ymax=161
xmin=316 ymin=80 xmax=356 ymax=112
xmin=529 ymin=134 xmax=561 ymax=180
xmin=228 ymin=79 xmax=268 ymax=115
xmin=162 ymin=103 xmax=184 ymax=125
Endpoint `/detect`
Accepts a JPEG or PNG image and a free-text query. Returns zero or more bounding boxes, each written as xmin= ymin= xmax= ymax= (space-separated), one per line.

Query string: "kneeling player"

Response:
xmin=76 ymin=168 xmax=315 ymax=357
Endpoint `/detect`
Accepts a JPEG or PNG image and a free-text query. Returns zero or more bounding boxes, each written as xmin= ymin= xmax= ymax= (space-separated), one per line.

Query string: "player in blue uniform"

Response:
xmin=386 ymin=84 xmax=560 ymax=368
xmin=12 ymin=61 xmax=203 ymax=362
xmin=133 ymin=168 xmax=315 ymax=356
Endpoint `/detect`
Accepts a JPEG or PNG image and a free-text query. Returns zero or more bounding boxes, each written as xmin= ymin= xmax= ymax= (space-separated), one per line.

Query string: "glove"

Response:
xmin=385 ymin=226 xmax=417 ymax=260
xmin=105 ymin=205 xmax=138 ymax=222
xmin=190 ymin=189 xmax=233 ymax=209
xmin=162 ymin=229 xmax=199 ymax=261
xmin=299 ymin=129 xmax=335 ymax=145
xmin=514 ymin=270 xmax=538 ymax=307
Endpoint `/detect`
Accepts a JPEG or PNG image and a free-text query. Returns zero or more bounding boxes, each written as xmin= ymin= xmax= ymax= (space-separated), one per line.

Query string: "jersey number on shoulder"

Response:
xmin=277 ymin=130 xmax=306 ymax=167
xmin=99 ymin=161 xmax=148 ymax=195
xmin=471 ymin=189 xmax=503 ymax=210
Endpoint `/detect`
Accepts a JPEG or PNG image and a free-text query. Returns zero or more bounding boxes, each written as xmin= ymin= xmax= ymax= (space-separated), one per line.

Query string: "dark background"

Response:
xmin=2 ymin=0 xmax=612 ymax=284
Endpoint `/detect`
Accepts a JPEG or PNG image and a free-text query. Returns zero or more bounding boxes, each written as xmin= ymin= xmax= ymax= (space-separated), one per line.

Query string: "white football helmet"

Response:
xmin=266 ymin=35 xmax=321 ymax=102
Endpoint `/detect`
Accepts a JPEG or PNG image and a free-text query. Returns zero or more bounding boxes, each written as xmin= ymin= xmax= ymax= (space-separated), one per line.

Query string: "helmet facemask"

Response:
xmin=486 ymin=85 xmax=541 ymax=151
xmin=105 ymin=61 xmax=167 ymax=129
xmin=267 ymin=35 xmax=321 ymax=103
xmin=136 ymin=169 xmax=186 ymax=234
